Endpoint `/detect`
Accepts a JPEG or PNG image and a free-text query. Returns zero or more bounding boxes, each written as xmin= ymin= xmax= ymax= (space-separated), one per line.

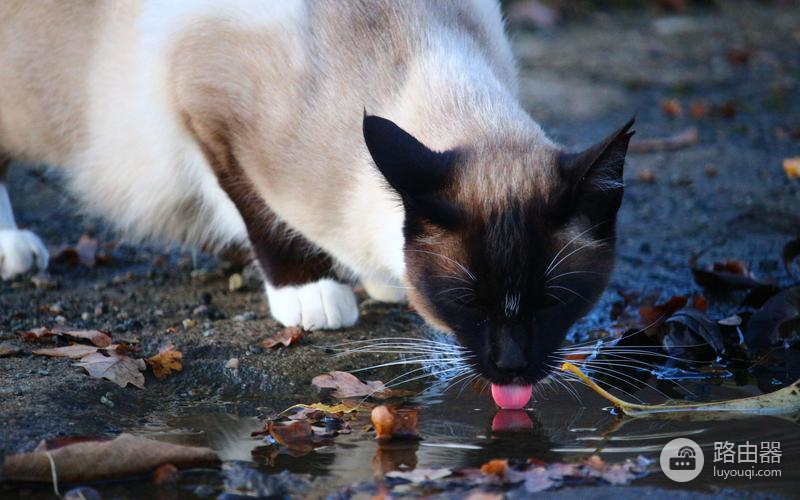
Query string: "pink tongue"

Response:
xmin=491 ymin=384 xmax=532 ymax=410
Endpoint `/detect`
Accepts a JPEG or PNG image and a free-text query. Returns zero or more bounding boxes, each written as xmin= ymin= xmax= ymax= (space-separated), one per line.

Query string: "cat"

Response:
xmin=0 ymin=0 xmax=632 ymax=387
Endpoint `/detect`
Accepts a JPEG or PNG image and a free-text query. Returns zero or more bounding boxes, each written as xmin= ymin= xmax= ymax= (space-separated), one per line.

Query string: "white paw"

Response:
xmin=362 ymin=279 xmax=407 ymax=303
xmin=0 ymin=229 xmax=49 ymax=280
xmin=265 ymin=279 xmax=359 ymax=330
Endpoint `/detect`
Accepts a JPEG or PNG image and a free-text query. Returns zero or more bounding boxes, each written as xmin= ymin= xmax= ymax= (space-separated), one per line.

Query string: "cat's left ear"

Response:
xmin=559 ymin=117 xmax=635 ymax=220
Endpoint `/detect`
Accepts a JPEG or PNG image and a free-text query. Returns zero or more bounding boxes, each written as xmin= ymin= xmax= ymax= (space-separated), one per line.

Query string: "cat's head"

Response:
xmin=363 ymin=114 xmax=633 ymax=385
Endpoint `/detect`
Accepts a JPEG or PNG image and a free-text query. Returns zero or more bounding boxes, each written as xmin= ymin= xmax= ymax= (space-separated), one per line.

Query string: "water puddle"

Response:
xmin=125 ymin=381 xmax=800 ymax=497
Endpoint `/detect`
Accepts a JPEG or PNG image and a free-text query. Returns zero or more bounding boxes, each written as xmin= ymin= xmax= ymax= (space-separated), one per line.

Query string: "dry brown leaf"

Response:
xmin=33 ymin=344 xmax=99 ymax=359
xmin=74 ymin=351 xmax=146 ymax=388
xmin=56 ymin=328 xmax=113 ymax=348
xmin=480 ymin=459 xmax=509 ymax=476
xmin=2 ymin=433 xmax=218 ymax=483
xmin=16 ymin=327 xmax=53 ymax=342
xmin=146 ymin=345 xmax=183 ymax=380
xmin=261 ymin=327 xmax=304 ymax=349
xmin=371 ymin=405 xmax=420 ymax=441
xmin=312 ymin=371 xmax=388 ymax=398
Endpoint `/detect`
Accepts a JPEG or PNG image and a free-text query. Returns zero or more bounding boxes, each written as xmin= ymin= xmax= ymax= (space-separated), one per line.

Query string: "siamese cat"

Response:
xmin=0 ymin=0 xmax=632 ymax=388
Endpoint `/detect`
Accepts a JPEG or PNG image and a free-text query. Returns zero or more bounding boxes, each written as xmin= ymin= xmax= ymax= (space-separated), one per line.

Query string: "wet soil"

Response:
xmin=2 ymin=2 xmax=799 ymax=497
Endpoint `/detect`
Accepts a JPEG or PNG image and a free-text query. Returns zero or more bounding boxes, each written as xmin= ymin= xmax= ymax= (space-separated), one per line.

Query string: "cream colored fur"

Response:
xmin=0 ymin=0 xmax=544 ymax=329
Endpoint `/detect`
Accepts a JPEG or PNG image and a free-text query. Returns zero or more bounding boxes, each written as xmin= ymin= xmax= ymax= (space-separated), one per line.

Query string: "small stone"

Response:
xmin=225 ymin=358 xmax=240 ymax=369
xmin=37 ymin=369 xmax=50 ymax=376
xmin=203 ymin=329 xmax=215 ymax=337
xmin=100 ymin=394 xmax=114 ymax=408
xmin=638 ymin=168 xmax=655 ymax=183
xmin=228 ymin=273 xmax=244 ymax=292
xmin=49 ymin=303 xmax=63 ymax=315
xmin=31 ymin=273 xmax=58 ymax=289
xmin=117 ymin=311 xmax=129 ymax=320
xmin=190 ymin=269 xmax=209 ymax=283
xmin=81 ymin=312 xmax=92 ymax=321
xmin=233 ymin=312 xmax=256 ymax=322
xmin=94 ymin=302 xmax=107 ymax=316
xmin=248 ymin=345 xmax=263 ymax=355
xmin=182 ymin=318 xmax=197 ymax=329
xmin=65 ymin=487 xmax=102 ymax=500
xmin=55 ymin=315 xmax=67 ymax=325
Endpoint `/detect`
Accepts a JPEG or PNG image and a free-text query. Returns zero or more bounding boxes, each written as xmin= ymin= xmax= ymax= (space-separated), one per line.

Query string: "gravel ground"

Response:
xmin=1 ymin=2 xmax=799 ymax=495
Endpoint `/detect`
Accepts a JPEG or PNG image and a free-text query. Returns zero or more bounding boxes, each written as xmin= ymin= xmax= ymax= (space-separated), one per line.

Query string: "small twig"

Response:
xmin=629 ymin=127 xmax=699 ymax=154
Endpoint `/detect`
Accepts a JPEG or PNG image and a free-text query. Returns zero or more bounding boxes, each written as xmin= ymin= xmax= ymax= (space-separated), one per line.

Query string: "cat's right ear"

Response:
xmin=363 ymin=113 xmax=455 ymax=197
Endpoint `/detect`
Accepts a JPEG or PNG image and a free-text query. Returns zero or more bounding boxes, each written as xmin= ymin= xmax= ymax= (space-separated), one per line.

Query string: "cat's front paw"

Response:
xmin=0 ymin=229 xmax=49 ymax=280
xmin=265 ymin=279 xmax=359 ymax=330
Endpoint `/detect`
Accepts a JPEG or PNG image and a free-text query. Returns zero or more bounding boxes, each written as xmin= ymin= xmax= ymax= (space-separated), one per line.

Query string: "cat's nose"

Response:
xmin=492 ymin=333 xmax=528 ymax=371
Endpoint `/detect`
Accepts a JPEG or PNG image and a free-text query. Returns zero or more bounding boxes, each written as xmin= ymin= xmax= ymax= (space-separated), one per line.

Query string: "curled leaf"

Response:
xmin=371 ymin=405 xmax=420 ymax=441
xmin=261 ymin=327 xmax=304 ymax=349
xmin=146 ymin=345 xmax=183 ymax=380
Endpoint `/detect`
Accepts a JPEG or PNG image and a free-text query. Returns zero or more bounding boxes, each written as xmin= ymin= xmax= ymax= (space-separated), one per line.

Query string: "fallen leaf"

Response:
xmin=16 ymin=327 xmax=112 ymax=347
xmin=480 ymin=459 xmax=509 ymax=476
xmin=52 ymin=235 xmax=110 ymax=268
xmin=385 ymin=468 xmax=452 ymax=483
xmin=56 ymin=328 xmax=113 ymax=348
xmin=16 ymin=327 xmax=54 ymax=342
xmin=74 ymin=351 xmax=146 ymax=389
xmin=2 ymin=433 xmax=219 ymax=483
xmin=371 ymin=405 xmax=421 ymax=441
xmin=266 ymin=421 xmax=333 ymax=457
xmin=146 ymin=344 xmax=183 ymax=379
xmin=690 ymin=255 xmax=766 ymax=291
xmin=261 ymin=327 xmax=304 ymax=349
xmin=689 ymin=100 xmax=710 ymax=119
xmin=282 ymin=402 xmax=360 ymax=418
xmin=561 ymin=362 xmax=800 ymax=417
xmin=639 ymin=295 xmax=688 ymax=327
xmin=33 ymin=344 xmax=99 ymax=359
xmin=746 ymin=287 xmax=800 ymax=350
xmin=663 ymin=309 xmax=724 ymax=356
xmin=660 ymin=99 xmax=682 ymax=118
xmin=312 ymin=371 xmax=388 ymax=398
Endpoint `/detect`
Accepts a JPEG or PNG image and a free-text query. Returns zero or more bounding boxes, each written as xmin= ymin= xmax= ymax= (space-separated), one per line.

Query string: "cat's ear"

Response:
xmin=363 ymin=113 xmax=455 ymax=196
xmin=559 ymin=117 xmax=635 ymax=220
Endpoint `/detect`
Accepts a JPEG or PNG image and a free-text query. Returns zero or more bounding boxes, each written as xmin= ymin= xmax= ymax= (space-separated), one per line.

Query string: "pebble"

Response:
xmin=233 ymin=312 xmax=256 ymax=322
xmin=248 ymin=345 xmax=263 ymax=355
xmin=81 ymin=312 xmax=92 ymax=321
xmin=55 ymin=315 xmax=67 ymax=325
xmin=49 ymin=303 xmax=63 ymax=315
xmin=182 ymin=318 xmax=197 ymax=329
xmin=100 ymin=394 xmax=114 ymax=408
xmin=228 ymin=273 xmax=244 ymax=292
xmin=94 ymin=302 xmax=107 ymax=316
xmin=225 ymin=358 xmax=240 ymax=369
xmin=203 ymin=329 xmax=215 ymax=337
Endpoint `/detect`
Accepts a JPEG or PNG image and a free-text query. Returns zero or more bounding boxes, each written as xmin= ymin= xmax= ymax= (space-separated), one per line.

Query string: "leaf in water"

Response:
xmin=266 ymin=421 xmax=333 ymax=457
xmin=385 ymin=468 xmax=452 ymax=483
xmin=371 ymin=405 xmax=420 ymax=441
xmin=33 ymin=344 xmax=99 ymax=359
xmin=74 ymin=351 xmax=146 ymax=389
xmin=2 ymin=433 xmax=219 ymax=483
xmin=479 ymin=459 xmax=508 ymax=476
xmin=746 ymin=287 xmax=800 ymax=350
xmin=261 ymin=327 xmax=304 ymax=349
xmin=146 ymin=344 xmax=183 ymax=379
xmin=561 ymin=362 xmax=800 ymax=417
xmin=282 ymin=402 xmax=360 ymax=418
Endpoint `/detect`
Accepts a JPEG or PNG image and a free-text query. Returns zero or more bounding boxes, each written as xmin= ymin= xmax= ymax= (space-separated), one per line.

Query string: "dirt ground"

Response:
xmin=1 ymin=1 xmax=799 ymax=494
